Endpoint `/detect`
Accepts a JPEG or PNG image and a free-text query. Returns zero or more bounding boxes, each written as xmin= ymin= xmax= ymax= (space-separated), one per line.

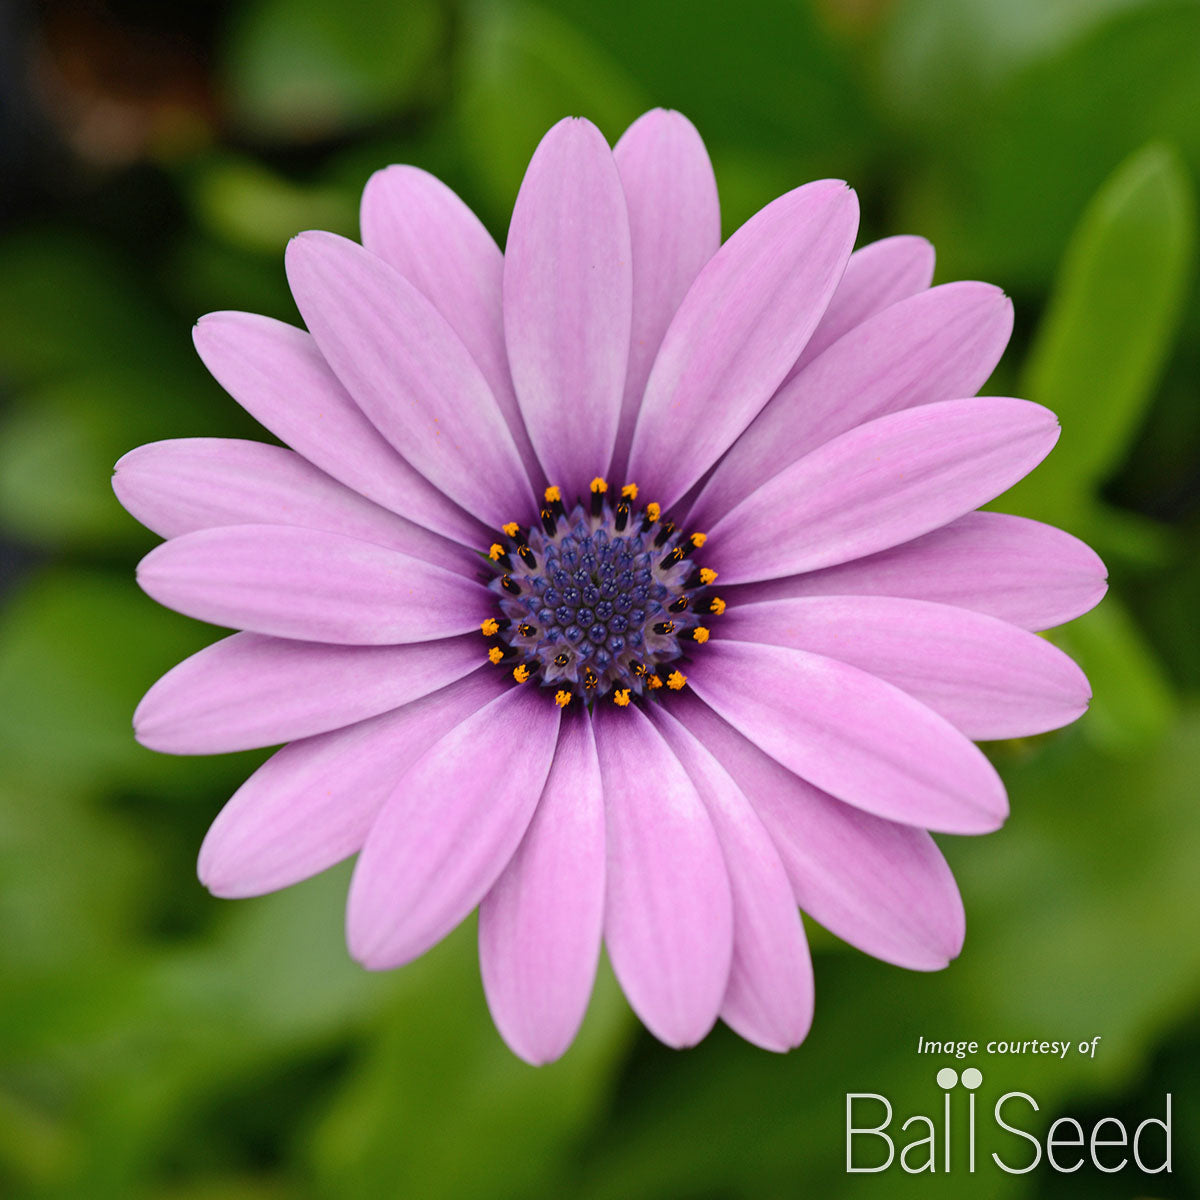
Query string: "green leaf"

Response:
xmin=0 ymin=865 xmax=387 ymax=1196
xmin=0 ymin=780 xmax=153 ymax=979
xmin=0 ymin=370 xmax=210 ymax=551
xmin=1050 ymin=597 xmax=1174 ymax=754
xmin=190 ymin=157 xmax=359 ymax=254
xmin=222 ymin=0 xmax=448 ymax=142
xmin=1004 ymin=143 xmax=1195 ymax=525
xmin=0 ymin=569 xmax=224 ymax=793
xmin=879 ymin=0 xmax=1157 ymax=134
xmin=565 ymin=711 xmax=1200 ymax=1199
xmin=549 ymin=0 xmax=874 ymax=164
xmin=454 ymin=1 xmax=649 ymax=229
xmin=943 ymin=2 xmax=1200 ymax=285
xmin=0 ymin=231 xmax=184 ymax=386
xmin=164 ymin=232 xmax=298 ymax=326
xmin=308 ymin=916 xmax=634 ymax=1199
xmin=1074 ymin=500 xmax=1180 ymax=569
xmin=955 ymin=713 xmax=1200 ymax=1033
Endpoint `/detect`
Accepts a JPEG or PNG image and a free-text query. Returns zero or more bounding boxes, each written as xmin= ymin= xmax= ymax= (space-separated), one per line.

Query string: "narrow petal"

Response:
xmin=626 ymin=180 xmax=859 ymax=507
xmin=787 ymin=234 xmax=935 ymax=376
xmin=479 ymin=713 xmax=606 ymax=1065
xmin=503 ymin=117 xmax=633 ymax=496
xmin=192 ymin=312 xmax=486 ymax=546
xmin=135 ymin=632 xmax=482 ymax=754
xmin=593 ymin=705 xmax=733 ymax=1047
xmin=285 ymin=231 xmax=532 ymax=528
xmin=689 ymin=282 xmax=1013 ymax=526
xmin=720 ymin=597 xmax=1091 ymax=740
xmin=359 ymin=165 xmax=541 ymax=480
xmin=708 ymin=397 xmax=1061 ymax=584
xmin=113 ymin=438 xmax=472 ymax=573
xmin=674 ymin=694 xmax=965 ymax=970
xmin=198 ymin=669 xmax=505 ymax=898
xmin=652 ymin=707 xmax=813 ymax=1052
xmin=725 ymin=512 xmax=1108 ymax=632
xmin=610 ymin=109 xmax=721 ymax=478
xmin=137 ymin=525 xmax=490 ymax=644
xmin=347 ymin=687 xmax=561 ymax=968
xmin=688 ymin=639 xmax=1008 ymax=834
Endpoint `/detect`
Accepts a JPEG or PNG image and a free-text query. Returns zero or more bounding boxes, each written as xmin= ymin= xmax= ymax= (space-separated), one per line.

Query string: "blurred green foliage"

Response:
xmin=2 ymin=0 xmax=1199 ymax=1197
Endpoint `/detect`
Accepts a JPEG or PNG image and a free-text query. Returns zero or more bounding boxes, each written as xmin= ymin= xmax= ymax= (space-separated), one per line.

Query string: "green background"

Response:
xmin=2 ymin=0 xmax=1199 ymax=1195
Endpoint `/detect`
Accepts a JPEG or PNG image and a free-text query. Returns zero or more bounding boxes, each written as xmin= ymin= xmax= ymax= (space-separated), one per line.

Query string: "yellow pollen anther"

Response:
xmin=481 ymin=618 xmax=499 ymax=636
xmin=647 ymin=674 xmax=663 ymax=690
xmin=544 ymin=485 xmax=561 ymax=503
xmin=554 ymin=690 xmax=571 ymax=708
xmin=693 ymin=626 xmax=710 ymax=644
xmin=502 ymin=522 xmax=520 ymax=538
xmin=645 ymin=502 xmax=661 ymax=523
xmin=709 ymin=596 xmax=726 ymax=616
xmin=699 ymin=567 xmax=718 ymax=585
xmin=488 ymin=543 xmax=505 ymax=561
xmin=488 ymin=646 xmax=504 ymax=665
xmin=589 ymin=476 xmax=608 ymax=494
xmin=613 ymin=688 xmax=631 ymax=707
xmin=690 ymin=531 xmax=708 ymax=548
xmin=621 ymin=482 xmax=639 ymax=500
xmin=512 ymin=664 xmax=530 ymax=683
xmin=667 ymin=670 xmax=687 ymax=691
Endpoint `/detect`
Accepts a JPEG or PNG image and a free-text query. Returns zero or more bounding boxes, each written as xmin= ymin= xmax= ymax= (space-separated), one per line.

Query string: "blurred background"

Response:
xmin=1 ymin=0 xmax=1199 ymax=1196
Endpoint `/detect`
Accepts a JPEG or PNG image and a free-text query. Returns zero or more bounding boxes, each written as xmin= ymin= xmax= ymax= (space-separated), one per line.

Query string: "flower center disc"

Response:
xmin=482 ymin=480 xmax=722 ymax=707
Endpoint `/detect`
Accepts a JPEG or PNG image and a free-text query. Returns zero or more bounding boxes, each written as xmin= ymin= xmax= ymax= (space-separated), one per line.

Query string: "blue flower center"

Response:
xmin=481 ymin=482 xmax=722 ymax=708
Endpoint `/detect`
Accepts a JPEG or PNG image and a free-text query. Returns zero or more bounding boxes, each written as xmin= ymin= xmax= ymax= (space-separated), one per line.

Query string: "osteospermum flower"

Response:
xmin=115 ymin=110 xmax=1106 ymax=1064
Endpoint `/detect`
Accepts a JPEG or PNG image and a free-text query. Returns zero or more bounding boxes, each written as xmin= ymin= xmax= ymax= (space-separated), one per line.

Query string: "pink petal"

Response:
xmin=135 ymin=632 xmax=482 ymax=754
xmin=652 ymin=707 xmax=813 ymax=1052
xmin=725 ymin=511 xmax=1108 ymax=632
xmin=347 ymin=687 xmax=561 ymax=968
xmin=720 ymin=597 xmax=1091 ymax=741
xmin=626 ymin=180 xmax=859 ymax=508
xmin=359 ymin=165 xmax=540 ymax=480
xmin=610 ymin=109 xmax=721 ymax=479
xmin=708 ymin=397 xmax=1061 ymax=584
xmin=113 ymin=438 xmax=472 ymax=574
xmin=285 ymin=231 xmax=532 ymax=528
xmin=479 ymin=713 xmax=606 ymax=1065
xmin=688 ymin=639 xmax=1008 ymax=834
xmin=689 ymin=282 xmax=1013 ymax=527
xmin=502 ymin=117 xmax=633 ymax=496
xmin=593 ymin=705 xmax=732 ymax=1047
xmin=137 ymin=524 xmax=490 ymax=644
xmin=674 ymin=694 xmax=964 ymax=970
xmin=192 ymin=312 xmax=486 ymax=547
xmin=787 ymin=234 xmax=936 ymax=377
xmin=198 ymin=669 xmax=505 ymax=898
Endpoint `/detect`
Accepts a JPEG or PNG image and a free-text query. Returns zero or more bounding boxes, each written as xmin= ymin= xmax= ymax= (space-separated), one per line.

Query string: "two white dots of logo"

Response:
xmin=937 ymin=1067 xmax=983 ymax=1090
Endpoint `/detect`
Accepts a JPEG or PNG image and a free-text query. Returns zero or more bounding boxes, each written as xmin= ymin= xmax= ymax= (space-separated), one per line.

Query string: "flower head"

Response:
xmin=115 ymin=110 xmax=1106 ymax=1064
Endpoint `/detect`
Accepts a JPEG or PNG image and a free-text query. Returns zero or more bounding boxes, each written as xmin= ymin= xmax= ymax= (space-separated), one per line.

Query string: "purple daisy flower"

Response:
xmin=115 ymin=110 xmax=1106 ymax=1064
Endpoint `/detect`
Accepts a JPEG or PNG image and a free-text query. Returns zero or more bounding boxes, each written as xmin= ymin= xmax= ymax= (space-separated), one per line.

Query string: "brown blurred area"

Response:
xmin=2 ymin=0 xmax=224 ymax=221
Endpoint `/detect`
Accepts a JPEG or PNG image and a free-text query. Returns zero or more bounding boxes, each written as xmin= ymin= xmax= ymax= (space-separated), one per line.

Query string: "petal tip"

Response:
xmin=197 ymin=839 xmax=253 ymax=900
xmin=345 ymin=925 xmax=385 ymax=970
xmin=547 ymin=114 xmax=605 ymax=144
xmin=130 ymin=690 xmax=180 ymax=754
xmin=133 ymin=543 xmax=165 ymax=586
xmin=345 ymin=896 xmax=408 ymax=971
xmin=191 ymin=311 xmax=236 ymax=356
xmin=498 ymin=1026 xmax=574 ymax=1067
xmin=192 ymin=310 xmax=225 ymax=333
xmin=284 ymin=228 xmax=340 ymax=269
xmin=130 ymin=700 xmax=154 ymax=743
xmin=639 ymin=1008 xmax=721 ymax=1050
xmin=918 ymin=908 xmax=966 ymax=969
